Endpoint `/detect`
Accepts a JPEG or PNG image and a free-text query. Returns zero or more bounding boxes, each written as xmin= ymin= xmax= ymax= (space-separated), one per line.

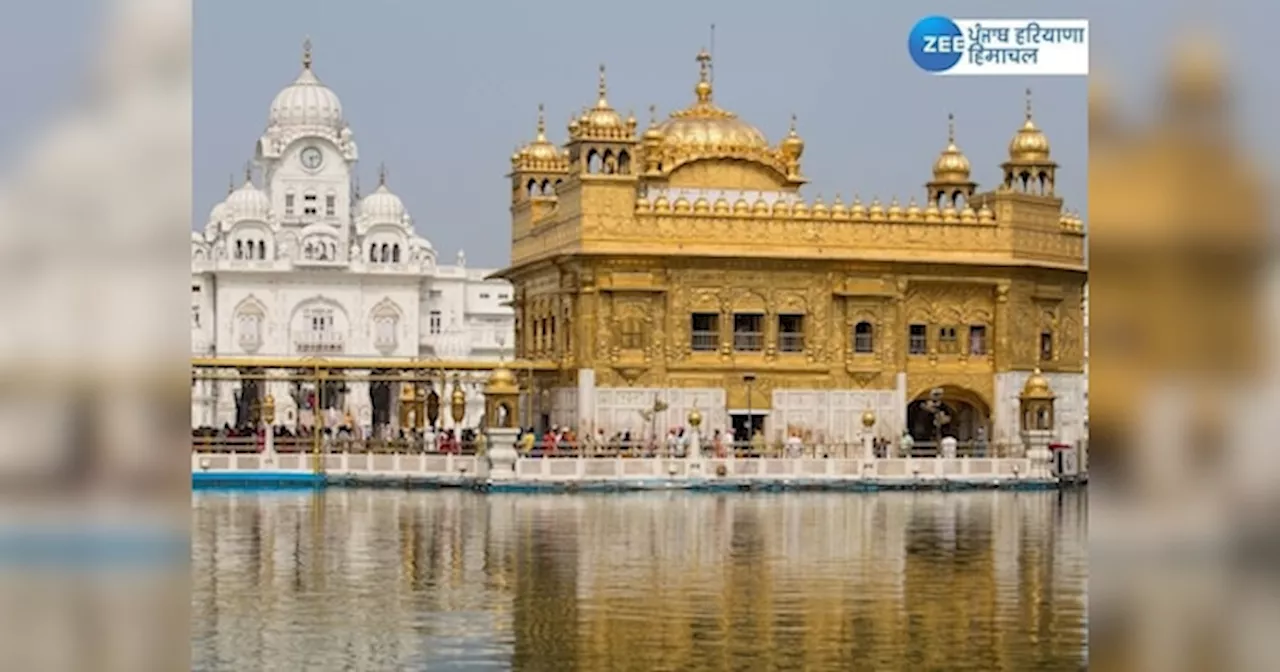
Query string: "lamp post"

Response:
xmin=262 ymin=393 xmax=276 ymax=463
xmin=743 ymin=372 xmax=757 ymax=449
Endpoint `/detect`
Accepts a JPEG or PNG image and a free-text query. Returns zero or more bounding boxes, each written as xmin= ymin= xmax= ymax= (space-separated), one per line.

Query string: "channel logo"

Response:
xmin=908 ymin=16 xmax=1089 ymax=76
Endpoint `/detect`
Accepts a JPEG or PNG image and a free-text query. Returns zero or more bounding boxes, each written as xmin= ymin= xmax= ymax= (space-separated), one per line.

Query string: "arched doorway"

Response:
xmin=906 ymin=385 xmax=991 ymax=450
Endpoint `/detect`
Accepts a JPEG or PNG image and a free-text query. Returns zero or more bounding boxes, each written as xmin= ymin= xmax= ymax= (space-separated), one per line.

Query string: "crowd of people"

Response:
xmin=193 ymin=422 xmax=989 ymax=458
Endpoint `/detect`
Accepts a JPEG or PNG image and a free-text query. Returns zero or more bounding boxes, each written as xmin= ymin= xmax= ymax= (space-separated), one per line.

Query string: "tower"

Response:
xmin=926 ymin=113 xmax=976 ymax=209
xmin=1001 ymin=89 xmax=1057 ymax=196
xmin=509 ymin=103 xmax=569 ymax=205
xmin=564 ymin=65 xmax=638 ymax=178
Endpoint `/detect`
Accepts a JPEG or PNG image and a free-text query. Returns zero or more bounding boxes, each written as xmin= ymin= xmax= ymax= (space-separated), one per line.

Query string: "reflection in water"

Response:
xmin=191 ymin=490 xmax=1086 ymax=671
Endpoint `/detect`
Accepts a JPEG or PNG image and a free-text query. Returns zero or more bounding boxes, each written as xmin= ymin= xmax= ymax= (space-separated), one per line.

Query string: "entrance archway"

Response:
xmin=906 ymin=385 xmax=991 ymax=447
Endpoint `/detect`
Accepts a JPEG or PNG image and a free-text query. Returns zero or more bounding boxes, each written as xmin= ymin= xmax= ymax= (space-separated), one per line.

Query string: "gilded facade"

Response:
xmin=496 ymin=51 xmax=1087 ymax=449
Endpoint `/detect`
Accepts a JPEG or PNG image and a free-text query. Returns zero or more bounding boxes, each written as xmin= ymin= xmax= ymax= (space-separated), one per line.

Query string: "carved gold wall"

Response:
xmin=500 ymin=51 xmax=1086 ymax=429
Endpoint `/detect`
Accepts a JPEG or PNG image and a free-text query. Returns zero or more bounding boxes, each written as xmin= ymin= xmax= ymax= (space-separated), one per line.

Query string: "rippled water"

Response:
xmin=191 ymin=489 xmax=1087 ymax=671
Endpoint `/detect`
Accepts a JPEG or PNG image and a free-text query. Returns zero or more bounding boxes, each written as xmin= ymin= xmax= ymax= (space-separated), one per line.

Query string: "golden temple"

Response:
xmin=498 ymin=50 xmax=1086 ymax=449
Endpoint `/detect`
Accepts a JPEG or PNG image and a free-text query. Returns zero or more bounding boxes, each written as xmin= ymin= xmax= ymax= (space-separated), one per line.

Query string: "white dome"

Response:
xmin=207 ymin=199 xmax=229 ymax=226
xmin=225 ymin=179 xmax=271 ymax=222
xmin=359 ymin=183 xmax=407 ymax=225
xmin=268 ymin=48 xmax=343 ymax=131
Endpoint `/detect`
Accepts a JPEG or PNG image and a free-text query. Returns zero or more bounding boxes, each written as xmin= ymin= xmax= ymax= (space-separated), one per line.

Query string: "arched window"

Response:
xmin=617 ymin=150 xmax=631 ymax=175
xmin=391 ymin=245 xmax=401 ymax=262
xmin=587 ymin=150 xmax=602 ymax=174
xmin=369 ymin=243 xmax=377 ymax=262
xmin=380 ymin=243 xmax=389 ymax=262
xmin=234 ymin=240 xmax=244 ymax=259
xmin=257 ymin=240 xmax=266 ymax=260
xmin=854 ymin=321 xmax=875 ymax=353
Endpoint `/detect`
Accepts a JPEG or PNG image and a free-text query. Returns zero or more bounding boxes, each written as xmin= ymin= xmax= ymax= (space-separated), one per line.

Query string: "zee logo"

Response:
xmin=908 ymin=16 xmax=964 ymax=73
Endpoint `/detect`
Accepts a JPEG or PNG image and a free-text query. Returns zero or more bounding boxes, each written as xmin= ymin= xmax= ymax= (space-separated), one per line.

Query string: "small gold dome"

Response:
xmin=673 ymin=196 xmax=691 ymax=213
xmin=924 ymin=202 xmax=942 ymax=222
xmin=905 ymin=198 xmax=921 ymax=220
xmin=780 ymin=114 xmax=804 ymax=159
xmin=1021 ymin=367 xmax=1055 ymax=399
xmin=576 ymin=65 xmax=625 ymax=137
xmin=653 ymin=195 xmax=671 ymax=212
xmin=811 ymin=195 xmax=828 ymax=218
xmin=868 ymin=198 xmax=885 ymax=220
xmin=830 ymin=195 xmax=848 ymax=219
xmin=791 ymin=199 xmax=809 ymax=218
xmin=693 ymin=196 xmax=710 ymax=214
xmin=714 ymin=197 xmax=731 ymax=214
xmin=485 ymin=365 xmax=519 ymax=396
xmin=978 ymin=203 xmax=994 ymax=222
xmin=519 ymin=104 xmax=560 ymax=162
xmin=752 ymin=196 xmax=770 ymax=216
xmin=770 ymin=199 xmax=790 ymax=218
xmin=1009 ymin=88 xmax=1051 ymax=161
xmin=887 ymin=197 xmax=902 ymax=221
xmin=733 ymin=197 xmax=750 ymax=215
xmin=687 ymin=408 xmax=703 ymax=428
xmin=861 ymin=408 xmax=876 ymax=428
xmin=642 ymin=105 xmax=664 ymax=142
xmin=850 ymin=196 xmax=866 ymax=219
xmin=635 ymin=195 xmax=652 ymax=211
xmin=960 ymin=206 xmax=977 ymax=223
xmin=932 ymin=114 xmax=971 ymax=180
xmin=942 ymin=204 xmax=959 ymax=222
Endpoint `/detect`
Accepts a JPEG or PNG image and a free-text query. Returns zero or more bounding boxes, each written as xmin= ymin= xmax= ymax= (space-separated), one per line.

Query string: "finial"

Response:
xmin=1033 ymin=366 xmax=1042 ymax=375
xmin=648 ymin=104 xmax=657 ymax=125
xmin=227 ymin=173 xmax=235 ymax=195
xmin=696 ymin=48 xmax=712 ymax=83
xmin=378 ymin=162 xmax=387 ymax=186
xmin=596 ymin=64 xmax=608 ymax=106
xmin=536 ymin=103 xmax=546 ymax=139
xmin=1025 ymin=87 xmax=1033 ymax=121
xmin=243 ymin=162 xmax=252 ymax=184
xmin=353 ymin=174 xmax=361 ymax=200
xmin=947 ymin=113 xmax=956 ymax=144
xmin=302 ymin=36 xmax=312 ymax=70
xmin=789 ymin=113 xmax=798 ymax=134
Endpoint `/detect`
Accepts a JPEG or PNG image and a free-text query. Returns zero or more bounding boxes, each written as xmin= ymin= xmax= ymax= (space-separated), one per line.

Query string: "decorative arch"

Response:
xmin=232 ymin=295 xmax=268 ymax=354
xmin=614 ymin=302 xmax=650 ymax=351
xmin=731 ymin=288 xmax=768 ymax=313
xmin=369 ymin=298 xmax=402 ymax=354
xmin=906 ymin=384 xmax=993 ymax=444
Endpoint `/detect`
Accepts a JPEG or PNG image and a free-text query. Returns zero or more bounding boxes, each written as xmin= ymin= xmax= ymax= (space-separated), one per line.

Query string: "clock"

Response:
xmin=300 ymin=146 xmax=323 ymax=170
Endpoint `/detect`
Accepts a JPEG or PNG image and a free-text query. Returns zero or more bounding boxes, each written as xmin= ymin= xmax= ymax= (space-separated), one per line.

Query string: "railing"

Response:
xmin=733 ymin=332 xmax=763 ymax=351
xmin=293 ymin=330 xmax=345 ymax=354
xmin=778 ymin=332 xmax=805 ymax=353
xmin=690 ymin=331 xmax=718 ymax=351
xmin=191 ymin=436 xmax=1015 ymax=460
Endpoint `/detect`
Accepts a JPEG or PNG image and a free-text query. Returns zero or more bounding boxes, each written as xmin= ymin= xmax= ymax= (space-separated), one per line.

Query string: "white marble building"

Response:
xmin=191 ymin=41 xmax=514 ymax=429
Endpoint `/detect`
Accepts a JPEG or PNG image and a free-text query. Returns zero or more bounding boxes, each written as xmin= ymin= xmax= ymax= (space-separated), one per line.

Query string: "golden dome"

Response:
xmin=770 ymin=199 xmax=789 ymax=217
xmin=830 ymin=194 xmax=848 ymax=219
xmin=905 ymin=198 xmax=921 ymax=220
xmin=850 ymin=196 xmax=865 ymax=219
xmin=687 ymin=408 xmax=703 ymax=428
xmin=1020 ymin=367 xmax=1055 ymax=399
xmin=752 ymin=196 xmax=770 ymax=216
xmin=651 ymin=49 xmax=775 ymax=164
xmin=868 ymin=198 xmax=884 ymax=220
xmin=932 ymin=113 xmax=971 ymax=180
xmin=674 ymin=196 xmax=691 ymax=213
xmin=861 ymin=408 xmax=877 ymax=428
xmin=693 ymin=196 xmax=710 ymax=214
xmin=780 ymin=114 xmax=804 ymax=158
xmin=642 ymin=105 xmax=664 ymax=142
xmin=714 ymin=197 xmax=731 ymax=214
xmin=887 ymin=197 xmax=903 ymax=221
xmin=512 ymin=104 xmax=569 ymax=174
xmin=573 ymin=65 xmax=627 ymax=139
xmin=1009 ymin=88 xmax=1051 ymax=162
xmin=485 ymin=365 xmax=519 ymax=396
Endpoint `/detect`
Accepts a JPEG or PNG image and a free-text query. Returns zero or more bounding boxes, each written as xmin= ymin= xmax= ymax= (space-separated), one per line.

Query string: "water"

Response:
xmin=191 ymin=489 xmax=1087 ymax=671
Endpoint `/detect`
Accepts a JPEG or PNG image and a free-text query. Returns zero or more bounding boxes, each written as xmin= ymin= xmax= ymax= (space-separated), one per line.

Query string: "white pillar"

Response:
xmin=486 ymin=427 xmax=520 ymax=481
xmin=577 ymin=369 xmax=596 ymax=434
xmin=349 ymin=370 xmax=371 ymax=429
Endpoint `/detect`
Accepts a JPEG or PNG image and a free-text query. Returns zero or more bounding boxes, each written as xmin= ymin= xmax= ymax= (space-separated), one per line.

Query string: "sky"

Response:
xmin=189 ymin=0 xmax=1098 ymax=269
xmin=1 ymin=1 xmax=1271 ymax=269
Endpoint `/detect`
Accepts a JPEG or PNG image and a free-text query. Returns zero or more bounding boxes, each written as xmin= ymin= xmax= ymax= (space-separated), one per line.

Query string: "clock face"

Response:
xmin=300 ymin=146 xmax=323 ymax=170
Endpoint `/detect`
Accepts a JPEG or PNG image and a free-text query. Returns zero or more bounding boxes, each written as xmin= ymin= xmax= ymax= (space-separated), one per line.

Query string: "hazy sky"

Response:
xmin=190 ymin=1 xmax=1098 ymax=268
xmin=3 ymin=1 xmax=1268 ymax=270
